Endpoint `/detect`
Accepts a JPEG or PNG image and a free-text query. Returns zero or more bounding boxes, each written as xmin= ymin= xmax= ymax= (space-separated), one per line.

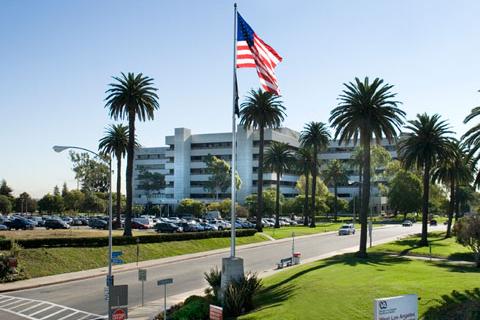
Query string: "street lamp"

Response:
xmin=53 ymin=145 xmax=113 ymax=318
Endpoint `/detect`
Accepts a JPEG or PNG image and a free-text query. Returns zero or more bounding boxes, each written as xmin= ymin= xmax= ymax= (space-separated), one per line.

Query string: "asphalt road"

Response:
xmin=5 ymin=224 xmax=440 ymax=316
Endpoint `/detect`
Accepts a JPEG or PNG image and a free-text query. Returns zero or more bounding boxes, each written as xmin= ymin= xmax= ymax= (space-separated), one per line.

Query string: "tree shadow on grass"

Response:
xmin=431 ymin=261 xmax=480 ymax=274
xmin=423 ymin=288 xmax=480 ymax=320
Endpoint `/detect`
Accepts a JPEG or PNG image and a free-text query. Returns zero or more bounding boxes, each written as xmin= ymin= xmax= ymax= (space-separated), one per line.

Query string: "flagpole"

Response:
xmin=230 ymin=3 xmax=238 ymax=259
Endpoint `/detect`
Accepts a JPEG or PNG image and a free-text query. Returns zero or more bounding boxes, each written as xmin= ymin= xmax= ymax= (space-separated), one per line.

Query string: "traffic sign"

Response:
xmin=111 ymin=308 xmax=127 ymax=320
xmin=111 ymin=258 xmax=124 ymax=265
xmin=157 ymin=278 xmax=173 ymax=286
xmin=138 ymin=269 xmax=147 ymax=281
xmin=106 ymin=275 xmax=114 ymax=286
xmin=112 ymin=251 xmax=123 ymax=258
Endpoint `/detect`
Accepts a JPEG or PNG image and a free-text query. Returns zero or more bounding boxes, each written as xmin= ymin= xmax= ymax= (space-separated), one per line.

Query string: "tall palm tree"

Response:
xmin=322 ymin=159 xmax=348 ymax=221
xmin=239 ymin=88 xmax=286 ymax=232
xmin=463 ymin=98 xmax=480 ymax=187
xmin=105 ymin=73 xmax=159 ymax=236
xmin=398 ymin=113 xmax=452 ymax=246
xmin=265 ymin=142 xmax=295 ymax=228
xmin=300 ymin=122 xmax=330 ymax=228
xmin=296 ymin=147 xmax=314 ymax=226
xmin=432 ymin=140 xmax=472 ymax=237
xmin=330 ymin=77 xmax=405 ymax=258
xmin=98 ymin=124 xmax=135 ymax=228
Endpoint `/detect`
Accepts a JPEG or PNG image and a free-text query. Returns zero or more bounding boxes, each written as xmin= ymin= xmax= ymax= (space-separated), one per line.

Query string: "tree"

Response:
xmin=203 ymin=155 xmax=241 ymax=199
xmin=388 ymin=170 xmax=422 ymax=219
xmin=61 ymin=183 xmax=68 ymax=197
xmin=0 ymin=195 xmax=12 ymax=214
xmin=462 ymin=95 xmax=480 ymax=187
xmin=176 ymin=199 xmax=206 ymax=217
xmin=0 ymin=180 xmax=13 ymax=198
xmin=295 ymin=147 xmax=314 ymax=226
xmin=81 ymin=192 xmax=106 ymax=213
xmin=239 ymin=88 xmax=286 ymax=231
xmin=38 ymin=194 xmax=64 ymax=214
xmin=64 ymin=190 xmax=85 ymax=212
xmin=398 ymin=113 xmax=452 ymax=246
xmin=105 ymin=72 xmax=160 ymax=236
xmin=330 ymin=77 xmax=405 ymax=257
xmin=99 ymin=123 xmax=131 ymax=226
xmin=137 ymin=168 xmax=166 ymax=202
xmin=326 ymin=194 xmax=348 ymax=215
xmin=53 ymin=185 xmax=60 ymax=196
xmin=322 ymin=159 xmax=348 ymax=221
xmin=14 ymin=192 xmax=37 ymax=213
xmin=453 ymin=215 xmax=480 ymax=267
xmin=264 ymin=142 xmax=295 ymax=228
xmin=70 ymin=152 xmax=109 ymax=193
xmin=432 ymin=140 xmax=473 ymax=237
xmin=300 ymin=122 xmax=331 ymax=227
xmin=245 ymin=188 xmax=282 ymax=218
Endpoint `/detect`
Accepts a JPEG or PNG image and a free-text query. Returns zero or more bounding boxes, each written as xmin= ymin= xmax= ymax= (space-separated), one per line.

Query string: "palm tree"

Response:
xmin=322 ymin=159 xmax=348 ymax=221
xmin=98 ymin=124 xmax=135 ymax=228
xmin=265 ymin=142 xmax=295 ymax=228
xmin=105 ymin=73 xmax=159 ymax=236
xmin=300 ymin=122 xmax=330 ymax=228
xmin=296 ymin=147 xmax=314 ymax=226
xmin=463 ymin=99 xmax=480 ymax=187
xmin=398 ymin=113 xmax=452 ymax=246
xmin=330 ymin=77 xmax=405 ymax=258
xmin=350 ymin=146 xmax=364 ymax=212
xmin=432 ymin=140 xmax=472 ymax=237
xmin=239 ymin=88 xmax=286 ymax=232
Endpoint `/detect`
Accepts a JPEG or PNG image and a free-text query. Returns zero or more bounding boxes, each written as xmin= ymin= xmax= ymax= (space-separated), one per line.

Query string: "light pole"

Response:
xmin=53 ymin=145 xmax=113 ymax=318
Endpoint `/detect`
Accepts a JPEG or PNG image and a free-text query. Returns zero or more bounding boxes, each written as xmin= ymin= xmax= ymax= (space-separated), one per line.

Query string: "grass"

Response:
xmin=240 ymin=252 xmax=480 ymax=320
xmin=370 ymin=232 xmax=473 ymax=261
xmin=0 ymin=228 xmax=152 ymax=240
xmin=7 ymin=234 xmax=268 ymax=278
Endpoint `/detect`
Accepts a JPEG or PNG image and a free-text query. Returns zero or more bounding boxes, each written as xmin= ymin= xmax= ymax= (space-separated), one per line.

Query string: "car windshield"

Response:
xmin=341 ymin=225 xmax=351 ymax=228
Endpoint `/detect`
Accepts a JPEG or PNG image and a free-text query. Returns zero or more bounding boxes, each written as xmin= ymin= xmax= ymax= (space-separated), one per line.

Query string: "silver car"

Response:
xmin=338 ymin=224 xmax=355 ymax=236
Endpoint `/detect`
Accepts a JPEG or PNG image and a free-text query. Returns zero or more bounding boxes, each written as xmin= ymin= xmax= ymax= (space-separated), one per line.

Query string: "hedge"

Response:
xmin=0 ymin=229 xmax=257 ymax=250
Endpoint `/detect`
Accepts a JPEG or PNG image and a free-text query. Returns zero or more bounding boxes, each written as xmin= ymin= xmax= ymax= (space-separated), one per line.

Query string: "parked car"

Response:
xmin=89 ymin=218 xmax=108 ymax=230
xmin=0 ymin=224 xmax=7 ymax=231
xmin=199 ymin=222 xmax=217 ymax=231
xmin=429 ymin=219 xmax=438 ymax=226
xmin=402 ymin=220 xmax=413 ymax=227
xmin=262 ymin=218 xmax=274 ymax=228
xmin=155 ymin=222 xmax=183 ymax=233
xmin=131 ymin=220 xmax=149 ymax=229
xmin=62 ymin=217 xmax=73 ymax=225
xmin=237 ymin=219 xmax=255 ymax=229
xmin=338 ymin=224 xmax=355 ymax=236
xmin=5 ymin=217 xmax=35 ymax=230
xmin=31 ymin=216 xmax=45 ymax=227
xmin=45 ymin=219 xmax=70 ymax=229
xmin=208 ymin=219 xmax=230 ymax=231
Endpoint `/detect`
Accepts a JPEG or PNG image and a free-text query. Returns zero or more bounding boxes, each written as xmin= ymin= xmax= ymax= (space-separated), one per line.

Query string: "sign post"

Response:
xmin=138 ymin=269 xmax=147 ymax=306
xmin=109 ymin=285 xmax=128 ymax=320
xmin=374 ymin=294 xmax=418 ymax=320
xmin=157 ymin=278 xmax=173 ymax=320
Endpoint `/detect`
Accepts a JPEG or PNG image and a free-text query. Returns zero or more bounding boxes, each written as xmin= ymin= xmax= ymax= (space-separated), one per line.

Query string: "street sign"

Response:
xmin=157 ymin=278 xmax=173 ymax=286
xmin=104 ymin=287 xmax=110 ymax=301
xmin=374 ymin=294 xmax=418 ymax=320
xmin=112 ymin=251 xmax=123 ymax=258
xmin=138 ymin=269 xmax=147 ymax=281
xmin=209 ymin=305 xmax=223 ymax=320
xmin=111 ymin=307 xmax=127 ymax=320
xmin=111 ymin=258 xmax=124 ymax=265
xmin=106 ymin=275 xmax=114 ymax=287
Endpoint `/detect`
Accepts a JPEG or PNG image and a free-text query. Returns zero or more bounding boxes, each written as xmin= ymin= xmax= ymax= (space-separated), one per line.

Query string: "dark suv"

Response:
xmin=45 ymin=219 xmax=70 ymax=230
xmin=89 ymin=218 xmax=108 ymax=230
xmin=5 ymin=217 xmax=35 ymax=230
xmin=155 ymin=222 xmax=182 ymax=233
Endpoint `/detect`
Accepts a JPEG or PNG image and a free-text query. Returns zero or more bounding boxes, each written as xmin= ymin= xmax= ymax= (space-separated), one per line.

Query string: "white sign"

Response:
xmin=374 ymin=294 xmax=418 ymax=320
xmin=104 ymin=287 xmax=109 ymax=301
xmin=138 ymin=269 xmax=147 ymax=281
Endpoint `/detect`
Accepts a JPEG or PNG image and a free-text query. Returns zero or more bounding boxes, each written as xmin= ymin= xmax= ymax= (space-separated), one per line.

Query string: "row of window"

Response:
xmin=136 ymin=164 xmax=166 ymax=170
xmin=191 ymin=142 xmax=232 ymax=149
xmin=191 ymin=155 xmax=232 ymax=162
xmin=136 ymin=154 xmax=166 ymax=160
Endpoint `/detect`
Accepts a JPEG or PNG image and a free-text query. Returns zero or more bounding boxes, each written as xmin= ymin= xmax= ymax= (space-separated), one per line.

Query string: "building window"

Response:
xmin=191 ymin=142 xmax=232 ymax=149
xmin=136 ymin=164 xmax=165 ymax=170
xmin=136 ymin=154 xmax=166 ymax=160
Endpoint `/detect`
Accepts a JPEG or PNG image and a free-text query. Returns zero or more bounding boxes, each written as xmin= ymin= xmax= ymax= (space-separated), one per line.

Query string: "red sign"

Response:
xmin=209 ymin=305 xmax=223 ymax=320
xmin=112 ymin=308 xmax=127 ymax=320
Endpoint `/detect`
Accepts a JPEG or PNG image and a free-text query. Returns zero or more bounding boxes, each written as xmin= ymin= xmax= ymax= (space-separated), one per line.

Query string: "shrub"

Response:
xmin=453 ymin=215 xmax=480 ymax=267
xmin=224 ymin=273 xmax=262 ymax=317
xmin=204 ymin=267 xmax=222 ymax=300
xmin=171 ymin=295 xmax=209 ymax=320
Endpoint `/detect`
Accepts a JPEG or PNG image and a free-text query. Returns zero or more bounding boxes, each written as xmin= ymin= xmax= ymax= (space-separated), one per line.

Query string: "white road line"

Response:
xmin=10 ymin=301 xmax=35 ymax=310
xmin=76 ymin=314 xmax=95 ymax=320
xmin=18 ymin=302 xmax=45 ymax=314
xmin=1 ymin=299 xmax=25 ymax=308
xmin=29 ymin=305 xmax=56 ymax=317
xmin=39 ymin=308 xmax=68 ymax=320
xmin=56 ymin=311 xmax=79 ymax=320
xmin=0 ymin=297 xmax=16 ymax=305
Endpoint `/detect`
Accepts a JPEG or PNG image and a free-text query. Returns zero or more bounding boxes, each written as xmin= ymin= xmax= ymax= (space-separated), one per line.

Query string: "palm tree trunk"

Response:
xmin=256 ymin=126 xmax=265 ymax=232
xmin=303 ymin=172 xmax=309 ymax=226
xmin=358 ymin=130 xmax=370 ymax=258
xmin=446 ymin=178 xmax=455 ymax=238
xmin=358 ymin=163 xmax=363 ymax=210
xmin=420 ymin=162 xmax=430 ymax=246
xmin=334 ymin=181 xmax=338 ymax=221
xmin=454 ymin=186 xmax=460 ymax=221
xmin=275 ymin=174 xmax=280 ymax=228
xmin=310 ymin=146 xmax=317 ymax=228
xmin=124 ymin=111 xmax=135 ymax=237
xmin=115 ymin=154 xmax=122 ymax=228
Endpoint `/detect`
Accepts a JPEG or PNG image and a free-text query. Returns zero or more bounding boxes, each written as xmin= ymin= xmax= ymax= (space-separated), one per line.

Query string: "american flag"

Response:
xmin=236 ymin=12 xmax=283 ymax=95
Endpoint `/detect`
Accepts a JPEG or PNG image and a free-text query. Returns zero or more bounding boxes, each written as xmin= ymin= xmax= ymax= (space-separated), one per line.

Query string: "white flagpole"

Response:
xmin=230 ymin=3 xmax=238 ymax=258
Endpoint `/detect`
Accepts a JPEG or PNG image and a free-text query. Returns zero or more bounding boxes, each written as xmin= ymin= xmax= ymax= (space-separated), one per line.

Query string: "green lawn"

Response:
xmin=371 ymin=232 xmax=473 ymax=261
xmin=240 ymin=252 xmax=480 ymax=320
xmin=11 ymin=234 xmax=268 ymax=278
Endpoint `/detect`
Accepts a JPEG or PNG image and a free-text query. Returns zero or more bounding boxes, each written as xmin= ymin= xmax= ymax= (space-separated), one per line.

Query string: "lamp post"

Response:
xmin=53 ymin=145 xmax=113 ymax=318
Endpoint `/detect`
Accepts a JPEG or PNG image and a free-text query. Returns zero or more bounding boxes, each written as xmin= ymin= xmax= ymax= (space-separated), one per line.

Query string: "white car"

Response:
xmin=338 ymin=224 xmax=355 ymax=236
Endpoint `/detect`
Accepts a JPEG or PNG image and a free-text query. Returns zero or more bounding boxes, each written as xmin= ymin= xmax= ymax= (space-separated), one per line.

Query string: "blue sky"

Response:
xmin=1 ymin=0 xmax=480 ymax=198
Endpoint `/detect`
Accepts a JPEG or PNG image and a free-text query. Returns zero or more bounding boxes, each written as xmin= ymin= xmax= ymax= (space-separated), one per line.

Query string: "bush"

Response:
xmin=0 ymin=229 xmax=257 ymax=250
xmin=171 ymin=295 xmax=209 ymax=320
xmin=224 ymin=273 xmax=262 ymax=317
xmin=204 ymin=267 xmax=222 ymax=300
xmin=453 ymin=215 xmax=480 ymax=267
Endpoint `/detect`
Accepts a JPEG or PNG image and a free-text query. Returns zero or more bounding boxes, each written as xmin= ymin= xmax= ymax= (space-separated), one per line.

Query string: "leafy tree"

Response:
xmin=81 ymin=192 xmax=107 ymax=213
xmin=176 ymin=198 xmax=206 ymax=217
xmin=453 ymin=214 xmax=480 ymax=267
xmin=462 ymin=96 xmax=480 ymax=187
xmin=388 ymin=170 xmax=422 ymax=220
xmin=295 ymin=147 xmax=314 ymax=226
xmin=0 ymin=195 xmax=12 ymax=214
xmin=326 ymin=194 xmax=348 ymax=215
xmin=330 ymin=77 xmax=405 ymax=257
xmin=61 ymin=183 xmax=68 ymax=197
xmin=38 ymin=194 xmax=64 ymax=214
xmin=137 ymin=168 xmax=166 ymax=201
xmin=53 ymin=185 xmax=60 ymax=196
xmin=70 ymin=151 xmax=109 ymax=193
xmin=398 ymin=113 xmax=452 ymax=246
xmin=0 ymin=180 xmax=13 ymax=198
xmin=245 ymin=188 xmax=282 ymax=218
xmin=64 ymin=190 xmax=86 ymax=212
xmin=99 ymin=123 xmax=132 ymax=226
xmin=203 ymin=155 xmax=241 ymax=199
xmin=239 ymin=88 xmax=286 ymax=231
xmin=282 ymin=197 xmax=303 ymax=216
xmin=322 ymin=159 xmax=348 ymax=221
xmin=264 ymin=142 xmax=295 ymax=228
xmin=105 ymin=72 xmax=160 ymax=237
xmin=296 ymin=175 xmax=329 ymax=198
xmin=14 ymin=192 xmax=37 ymax=213
xmin=300 ymin=122 xmax=331 ymax=227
